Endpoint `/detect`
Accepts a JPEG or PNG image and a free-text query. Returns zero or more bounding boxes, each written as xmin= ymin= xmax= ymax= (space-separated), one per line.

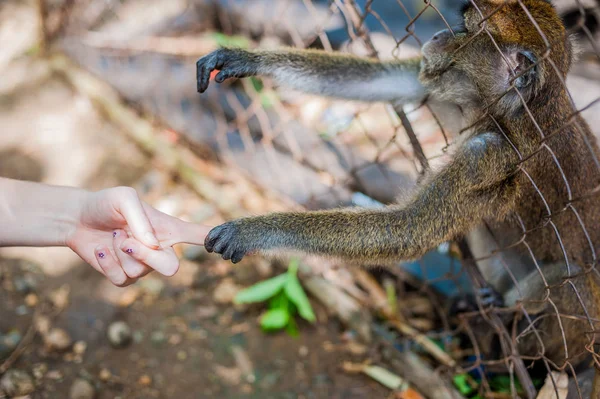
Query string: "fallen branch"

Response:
xmin=378 ymin=341 xmax=465 ymax=399
xmin=303 ymin=275 xmax=372 ymax=342
xmin=354 ymin=269 xmax=457 ymax=369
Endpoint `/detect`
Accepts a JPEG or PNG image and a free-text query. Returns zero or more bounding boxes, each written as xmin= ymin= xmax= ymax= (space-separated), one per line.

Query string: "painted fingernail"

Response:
xmin=121 ymin=241 xmax=139 ymax=255
xmin=98 ymin=252 xmax=105 ymax=259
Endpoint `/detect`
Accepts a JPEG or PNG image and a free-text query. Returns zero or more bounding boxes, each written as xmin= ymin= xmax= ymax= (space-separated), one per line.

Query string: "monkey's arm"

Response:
xmin=205 ymin=133 xmax=520 ymax=263
xmin=196 ymin=47 xmax=426 ymax=104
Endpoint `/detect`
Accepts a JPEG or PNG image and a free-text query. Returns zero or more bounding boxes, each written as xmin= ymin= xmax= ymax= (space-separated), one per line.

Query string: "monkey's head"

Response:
xmin=420 ymin=0 xmax=574 ymax=116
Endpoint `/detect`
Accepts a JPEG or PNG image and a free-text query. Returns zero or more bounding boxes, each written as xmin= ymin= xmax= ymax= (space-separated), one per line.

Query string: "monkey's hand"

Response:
xmin=196 ymin=48 xmax=260 ymax=93
xmin=204 ymin=218 xmax=274 ymax=263
xmin=449 ymin=288 xmax=505 ymax=316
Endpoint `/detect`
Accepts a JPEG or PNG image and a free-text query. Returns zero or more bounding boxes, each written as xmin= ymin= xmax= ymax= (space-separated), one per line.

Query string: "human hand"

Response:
xmin=66 ymin=186 xmax=211 ymax=286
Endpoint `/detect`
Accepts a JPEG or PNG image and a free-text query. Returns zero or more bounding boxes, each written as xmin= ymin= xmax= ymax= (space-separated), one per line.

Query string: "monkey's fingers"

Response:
xmin=196 ymin=58 xmax=211 ymax=93
xmin=198 ymin=48 xmax=257 ymax=92
xmin=215 ymin=70 xmax=249 ymax=84
xmin=204 ymin=222 xmax=247 ymax=264
xmin=196 ymin=56 xmax=215 ymax=93
xmin=204 ymin=224 xmax=228 ymax=253
xmin=476 ymin=287 xmax=505 ymax=308
xmin=197 ymin=50 xmax=230 ymax=93
xmin=215 ymin=71 xmax=230 ymax=83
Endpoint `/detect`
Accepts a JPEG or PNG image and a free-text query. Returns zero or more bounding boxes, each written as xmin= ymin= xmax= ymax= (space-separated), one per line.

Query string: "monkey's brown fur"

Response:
xmin=197 ymin=0 xmax=600 ymax=367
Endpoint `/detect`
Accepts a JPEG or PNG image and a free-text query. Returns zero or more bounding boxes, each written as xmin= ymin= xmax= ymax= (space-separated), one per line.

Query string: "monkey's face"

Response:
xmin=420 ymin=0 xmax=572 ymax=115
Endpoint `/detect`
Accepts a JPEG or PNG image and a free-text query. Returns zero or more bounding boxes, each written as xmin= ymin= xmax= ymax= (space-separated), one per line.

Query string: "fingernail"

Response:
xmin=121 ymin=241 xmax=138 ymax=255
xmin=144 ymin=232 xmax=160 ymax=249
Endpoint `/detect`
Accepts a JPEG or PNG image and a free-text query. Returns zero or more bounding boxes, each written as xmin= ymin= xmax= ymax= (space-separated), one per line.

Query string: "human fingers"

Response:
xmin=119 ymin=238 xmax=180 ymax=277
xmin=162 ymin=220 xmax=212 ymax=247
xmin=112 ymin=229 xmax=153 ymax=279
xmin=140 ymin=203 xmax=211 ymax=246
xmin=94 ymin=245 xmax=135 ymax=287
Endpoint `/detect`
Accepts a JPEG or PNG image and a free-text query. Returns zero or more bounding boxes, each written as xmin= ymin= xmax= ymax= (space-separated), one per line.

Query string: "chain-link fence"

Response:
xmin=38 ymin=0 xmax=600 ymax=397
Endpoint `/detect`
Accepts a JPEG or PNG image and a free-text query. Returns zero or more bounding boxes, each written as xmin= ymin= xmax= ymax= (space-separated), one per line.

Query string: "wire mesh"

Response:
xmin=44 ymin=0 xmax=600 ymax=397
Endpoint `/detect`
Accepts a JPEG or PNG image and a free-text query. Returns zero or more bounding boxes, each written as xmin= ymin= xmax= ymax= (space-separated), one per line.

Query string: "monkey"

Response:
xmin=196 ymin=0 xmax=600 ymax=370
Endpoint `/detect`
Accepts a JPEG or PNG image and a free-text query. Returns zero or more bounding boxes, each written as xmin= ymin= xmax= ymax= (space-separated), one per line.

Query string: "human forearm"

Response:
xmin=0 ymin=177 xmax=84 ymax=247
xmin=0 ymin=177 xmax=210 ymax=286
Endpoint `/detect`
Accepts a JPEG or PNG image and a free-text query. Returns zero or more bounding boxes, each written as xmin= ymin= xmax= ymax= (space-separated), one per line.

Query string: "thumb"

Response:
xmin=113 ymin=188 xmax=161 ymax=249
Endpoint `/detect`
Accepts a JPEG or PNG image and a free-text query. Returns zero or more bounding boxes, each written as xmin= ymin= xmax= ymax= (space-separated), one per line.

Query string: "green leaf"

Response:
xmin=234 ymin=274 xmax=288 ymax=304
xmin=490 ymin=375 xmax=519 ymax=393
xmin=287 ymin=258 xmax=300 ymax=275
xmin=260 ymin=308 xmax=290 ymax=331
xmin=259 ymin=92 xmax=276 ymax=108
xmin=284 ymin=260 xmax=316 ymax=323
xmin=384 ymin=280 xmax=397 ymax=314
xmin=285 ymin=315 xmax=299 ymax=337
xmin=453 ymin=374 xmax=474 ymax=396
xmin=268 ymin=291 xmax=289 ymax=310
xmin=250 ymin=77 xmax=264 ymax=92
xmin=532 ymin=378 xmax=544 ymax=389
xmin=26 ymin=43 xmax=41 ymax=56
xmin=210 ymin=33 xmax=250 ymax=49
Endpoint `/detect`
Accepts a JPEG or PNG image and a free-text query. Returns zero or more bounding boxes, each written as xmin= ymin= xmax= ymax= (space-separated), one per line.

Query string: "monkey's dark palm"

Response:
xmin=204 ymin=219 xmax=263 ymax=263
xmin=196 ymin=48 xmax=259 ymax=93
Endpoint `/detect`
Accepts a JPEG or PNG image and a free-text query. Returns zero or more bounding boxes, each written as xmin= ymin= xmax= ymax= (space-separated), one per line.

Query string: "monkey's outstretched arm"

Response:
xmin=197 ymin=47 xmax=426 ymax=104
xmin=205 ymin=133 xmax=520 ymax=263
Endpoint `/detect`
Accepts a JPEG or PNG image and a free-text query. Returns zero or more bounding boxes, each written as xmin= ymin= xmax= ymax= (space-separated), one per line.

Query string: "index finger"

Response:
xmin=163 ymin=219 xmax=212 ymax=246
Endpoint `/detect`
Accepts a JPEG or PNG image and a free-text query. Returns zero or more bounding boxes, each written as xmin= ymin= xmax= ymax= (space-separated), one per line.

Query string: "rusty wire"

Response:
xmin=43 ymin=0 xmax=600 ymax=397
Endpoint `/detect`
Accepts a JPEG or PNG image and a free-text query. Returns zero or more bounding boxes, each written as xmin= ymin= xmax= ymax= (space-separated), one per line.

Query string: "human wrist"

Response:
xmin=55 ymin=186 xmax=89 ymax=248
xmin=0 ymin=179 xmax=87 ymax=247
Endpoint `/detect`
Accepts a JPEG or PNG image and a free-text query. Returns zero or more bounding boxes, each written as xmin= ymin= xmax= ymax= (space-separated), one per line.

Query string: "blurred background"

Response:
xmin=0 ymin=0 xmax=599 ymax=398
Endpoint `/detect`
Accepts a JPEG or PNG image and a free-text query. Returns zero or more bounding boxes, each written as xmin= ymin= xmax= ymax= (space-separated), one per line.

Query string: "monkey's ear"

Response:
xmin=503 ymin=49 xmax=539 ymax=90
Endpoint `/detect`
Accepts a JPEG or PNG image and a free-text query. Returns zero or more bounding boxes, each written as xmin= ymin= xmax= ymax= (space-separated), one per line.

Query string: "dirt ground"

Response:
xmin=0 ymin=8 xmax=390 ymax=397
xmin=1 ymin=254 xmax=389 ymax=399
